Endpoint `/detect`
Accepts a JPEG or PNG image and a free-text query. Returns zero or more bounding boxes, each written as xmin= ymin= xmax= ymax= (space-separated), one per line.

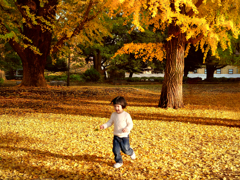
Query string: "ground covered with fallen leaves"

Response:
xmin=0 ymin=83 xmax=240 ymax=179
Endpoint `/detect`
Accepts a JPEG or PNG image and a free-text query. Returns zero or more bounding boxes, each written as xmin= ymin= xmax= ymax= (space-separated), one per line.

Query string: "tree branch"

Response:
xmin=187 ymin=33 xmax=204 ymax=44
xmin=51 ymin=0 xmax=103 ymax=54
xmin=1 ymin=20 xmax=26 ymax=60
xmin=186 ymin=0 xmax=204 ymax=17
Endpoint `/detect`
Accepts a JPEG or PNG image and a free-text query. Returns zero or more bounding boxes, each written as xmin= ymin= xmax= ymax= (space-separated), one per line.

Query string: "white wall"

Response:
xmin=128 ymin=73 xmax=240 ymax=80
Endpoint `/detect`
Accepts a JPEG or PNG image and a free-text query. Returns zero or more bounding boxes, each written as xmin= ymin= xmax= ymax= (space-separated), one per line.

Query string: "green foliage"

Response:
xmin=69 ymin=74 xmax=82 ymax=81
xmin=107 ymin=68 xmax=125 ymax=79
xmin=148 ymin=77 xmax=164 ymax=82
xmin=45 ymin=74 xmax=83 ymax=82
xmin=0 ymin=78 xmax=4 ymax=86
xmin=126 ymin=77 xmax=140 ymax=82
xmin=82 ymin=68 xmax=101 ymax=82
xmin=45 ymin=55 xmax=67 ymax=72
xmin=183 ymin=77 xmax=189 ymax=83
xmin=45 ymin=75 xmax=67 ymax=82
xmin=0 ymin=43 xmax=22 ymax=71
xmin=125 ymin=77 xmax=164 ymax=82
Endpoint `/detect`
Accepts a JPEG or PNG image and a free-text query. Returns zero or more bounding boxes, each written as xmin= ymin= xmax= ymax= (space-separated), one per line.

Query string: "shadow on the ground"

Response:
xmin=0 ymin=98 xmax=239 ymax=128
xmin=0 ymin=133 xmax=134 ymax=179
xmin=0 ymin=87 xmax=239 ymax=128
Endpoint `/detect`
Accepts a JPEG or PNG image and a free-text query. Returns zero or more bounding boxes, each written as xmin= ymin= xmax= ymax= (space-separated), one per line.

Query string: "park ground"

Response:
xmin=0 ymin=82 xmax=240 ymax=179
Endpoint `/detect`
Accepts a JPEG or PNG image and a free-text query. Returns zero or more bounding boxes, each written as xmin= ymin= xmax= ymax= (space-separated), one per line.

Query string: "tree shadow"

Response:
xmin=0 ymin=155 xmax=117 ymax=179
xmin=0 ymin=132 xmax=135 ymax=167
xmin=0 ymin=144 xmax=114 ymax=166
xmin=0 ymin=88 xmax=239 ymax=128
xmin=0 ymin=140 xmax=136 ymax=179
xmin=0 ymin=132 xmax=43 ymax=145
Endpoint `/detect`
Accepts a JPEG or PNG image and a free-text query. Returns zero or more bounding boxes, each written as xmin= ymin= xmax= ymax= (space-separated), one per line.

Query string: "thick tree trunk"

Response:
xmin=21 ymin=55 xmax=47 ymax=87
xmin=206 ymin=65 xmax=215 ymax=79
xmin=19 ymin=28 xmax=51 ymax=87
xmin=129 ymin=72 xmax=133 ymax=78
xmin=8 ymin=0 xmax=57 ymax=87
xmin=158 ymin=23 xmax=185 ymax=109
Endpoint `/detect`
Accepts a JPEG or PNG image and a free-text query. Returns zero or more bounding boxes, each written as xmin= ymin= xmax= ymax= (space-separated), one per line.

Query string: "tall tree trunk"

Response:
xmin=158 ymin=23 xmax=186 ymax=109
xmin=67 ymin=54 xmax=70 ymax=86
xmin=19 ymin=29 xmax=51 ymax=87
xmin=93 ymin=49 xmax=104 ymax=75
xmin=8 ymin=0 xmax=57 ymax=87
xmin=129 ymin=72 xmax=133 ymax=78
xmin=94 ymin=50 xmax=101 ymax=72
xmin=206 ymin=65 xmax=215 ymax=79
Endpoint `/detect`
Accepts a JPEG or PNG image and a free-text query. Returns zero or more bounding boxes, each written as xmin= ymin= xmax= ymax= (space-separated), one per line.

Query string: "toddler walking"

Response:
xmin=100 ymin=96 xmax=136 ymax=168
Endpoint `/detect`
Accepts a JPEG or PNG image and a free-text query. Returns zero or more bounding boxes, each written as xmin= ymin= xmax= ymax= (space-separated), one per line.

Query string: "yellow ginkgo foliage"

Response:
xmin=114 ymin=0 xmax=240 ymax=109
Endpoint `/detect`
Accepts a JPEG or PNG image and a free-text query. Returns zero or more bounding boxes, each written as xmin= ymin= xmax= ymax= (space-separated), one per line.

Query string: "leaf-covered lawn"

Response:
xmin=0 ymin=84 xmax=240 ymax=179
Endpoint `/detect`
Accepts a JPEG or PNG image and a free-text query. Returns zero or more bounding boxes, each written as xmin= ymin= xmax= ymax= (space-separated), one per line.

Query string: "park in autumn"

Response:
xmin=1 ymin=0 xmax=240 ymax=179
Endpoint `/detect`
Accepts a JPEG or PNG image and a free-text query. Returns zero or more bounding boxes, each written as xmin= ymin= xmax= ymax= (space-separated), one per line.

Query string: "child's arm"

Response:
xmin=100 ymin=114 xmax=114 ymax=130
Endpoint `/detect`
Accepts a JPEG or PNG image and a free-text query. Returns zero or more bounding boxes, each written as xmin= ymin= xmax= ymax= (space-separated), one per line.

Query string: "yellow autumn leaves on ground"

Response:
xmin=0 ymin=84 xmax=240 ymax=179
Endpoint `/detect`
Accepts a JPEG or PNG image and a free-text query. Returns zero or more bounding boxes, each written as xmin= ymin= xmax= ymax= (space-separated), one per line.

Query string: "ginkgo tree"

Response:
xmin=114 ymin=0 xmax=240 ymax=108
xmin=0 ymin=0 xmax=115 ymax=86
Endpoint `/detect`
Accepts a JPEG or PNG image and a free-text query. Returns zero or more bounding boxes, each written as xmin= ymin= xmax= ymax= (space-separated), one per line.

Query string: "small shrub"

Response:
xmin=45 ymin=75 xmax=67 ymax=82
xmin=127 ymin=77 xmax=140 ymax=82
xmin=183 ymin=77 xmax=188 ymax=83
xmin=82 ymin=68 xmax=101 ymax=82
xmin=158 ymin=77 xmax=164 ymax=83
xmin=70 ymin=74 xmax=82 ymax=81
xmin=205 ymin=77 xmax=216 ymax=82
xmin=107 ymin=69 xmax=125 ymax=79
xmin=140 ymin=77 xmax=148 ymax=81
xmin=0 ymin=78 xmax=4 ymax=86
xmin=149 ymin=77 xmax=164 ymax=82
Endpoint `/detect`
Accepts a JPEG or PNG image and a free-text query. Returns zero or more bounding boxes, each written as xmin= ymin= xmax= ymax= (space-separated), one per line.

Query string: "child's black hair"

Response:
xmin=111 ymin=96 xmax=127 ymax=109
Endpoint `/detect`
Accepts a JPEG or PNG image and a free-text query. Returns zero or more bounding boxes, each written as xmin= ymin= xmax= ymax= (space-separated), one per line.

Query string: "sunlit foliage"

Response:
xmin=114 ymin=0 xmax=240 ymax=61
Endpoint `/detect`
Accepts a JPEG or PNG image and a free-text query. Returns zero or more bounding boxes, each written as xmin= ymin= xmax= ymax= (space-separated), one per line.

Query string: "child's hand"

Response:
xmin=100 ymin=125 xmax=104 ymax=130
xmin=122 ymin=128 xmax=128 ymax=132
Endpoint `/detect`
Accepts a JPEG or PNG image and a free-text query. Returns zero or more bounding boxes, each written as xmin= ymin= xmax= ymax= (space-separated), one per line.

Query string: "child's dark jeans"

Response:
xmin=112 ymin=135 xmax=134 ymax=163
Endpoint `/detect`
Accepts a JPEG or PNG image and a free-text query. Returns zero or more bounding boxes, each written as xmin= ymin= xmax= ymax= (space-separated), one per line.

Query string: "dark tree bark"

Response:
xmin=67 ymin=55 xmax=70 ymax=86
xmin=129 ymin=72 xmax=133 ymax=78
xmin=206 ymin=65 xmax=215 ymax=79
xmin=184 ymin=68 xmax=189 ymax=78
xmin=93 ymin=49 xmax=104 ymax=75
xmin=158 ymin=22 xmax=185 ymax=109
xmin=21 ymin=20 xmax=54 ymax=86
xmin=8 ymin=0 xmax=57 ymax=87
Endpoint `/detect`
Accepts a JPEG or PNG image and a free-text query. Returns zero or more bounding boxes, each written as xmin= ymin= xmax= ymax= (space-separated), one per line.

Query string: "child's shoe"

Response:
xmin=113 ymin=163 xmax=123 ymax=168
xmin=130 ymin=151 xmax=136 ymax=160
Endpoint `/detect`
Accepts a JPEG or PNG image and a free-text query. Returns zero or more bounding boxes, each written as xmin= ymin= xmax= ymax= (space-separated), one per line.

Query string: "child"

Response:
xmin=100 ymin=96 xmax=136 ymax=168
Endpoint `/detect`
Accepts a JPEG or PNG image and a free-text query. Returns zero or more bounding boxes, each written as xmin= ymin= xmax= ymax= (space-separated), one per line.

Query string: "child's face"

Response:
xmin=114 ymin=104 xmax=123 ymax=114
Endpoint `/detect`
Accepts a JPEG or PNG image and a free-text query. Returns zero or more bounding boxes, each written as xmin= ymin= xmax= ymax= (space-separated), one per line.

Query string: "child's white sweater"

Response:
xmin=102 ymin=111 xmax=133 ymax=137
